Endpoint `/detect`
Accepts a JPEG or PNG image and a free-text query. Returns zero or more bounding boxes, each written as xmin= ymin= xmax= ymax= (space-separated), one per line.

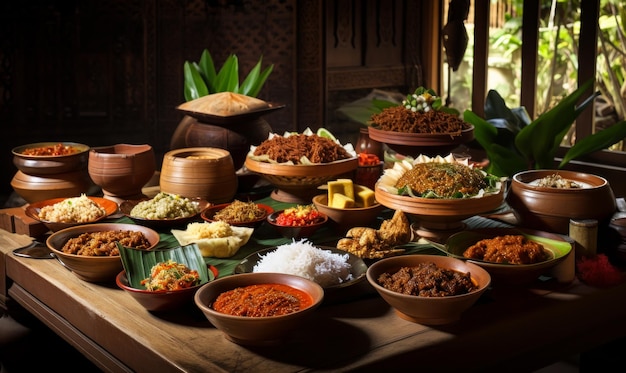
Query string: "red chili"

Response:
xmin=358 ymin=152 xmax=380 ymax=166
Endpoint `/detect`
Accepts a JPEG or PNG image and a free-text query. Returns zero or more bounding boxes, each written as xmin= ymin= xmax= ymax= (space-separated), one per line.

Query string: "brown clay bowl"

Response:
xmin=311 ymin=194 xmax=384 ymax=233
xmin=46 ymin=223 xmax=160 ymax=283
xmin=12 ymin=142 xmax=90 ymax=175
xmin=507 ymin=170 xmax=617 ymax=234
xmin=201 ymin=202 xmax=273 ymax=228
xmin=116 ymin=265 xmax=219 ymax=312
xmin=266 ymin=210 xmax=328 ymax=239
xmin=119 ymin=197 xmax=211 ymax=230
xmin=25 ymin=196 xmax=119 ymax=232
xmin=10 ymin=170 xmax=94 ymax=204
xmin=244 ymin=156 xmax=358 ymax=203
xmin=88 ymin=144 xmax=156 ymax=198
xmin=368 ymin=125 xmax=474 ymax=157
xmin=366 ymin=254 xmax=491 ymax=325
xmin=160 ymin=147 xmax=238 ymax=204
xmin=194 ymin=272 xmax=324 ymax=346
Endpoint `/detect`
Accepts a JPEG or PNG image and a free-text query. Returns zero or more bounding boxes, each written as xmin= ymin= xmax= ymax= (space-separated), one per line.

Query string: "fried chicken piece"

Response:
xmin=336 ymin=210 xmax=411 ymax=259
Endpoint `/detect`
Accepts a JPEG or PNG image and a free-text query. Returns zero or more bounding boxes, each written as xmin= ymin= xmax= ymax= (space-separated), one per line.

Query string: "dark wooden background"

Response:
xmin=0 ymin=0 xmax=429 ymax=197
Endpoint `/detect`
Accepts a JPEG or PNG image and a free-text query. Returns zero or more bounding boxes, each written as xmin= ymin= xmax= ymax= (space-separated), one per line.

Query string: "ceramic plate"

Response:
xmin=234 ymin=246 xmax=367 ymax=290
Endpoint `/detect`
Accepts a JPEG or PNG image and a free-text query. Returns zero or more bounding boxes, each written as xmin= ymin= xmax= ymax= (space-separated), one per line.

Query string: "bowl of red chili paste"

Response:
xmin=266 ymin=205 xmax=328 ymax=239
xmin=194 ymin=272 xmax=324 ymax=346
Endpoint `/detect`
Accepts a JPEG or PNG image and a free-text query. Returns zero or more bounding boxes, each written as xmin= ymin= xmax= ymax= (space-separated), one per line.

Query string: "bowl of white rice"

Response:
xmin=234 ymin=239 xmax=368 ymax=290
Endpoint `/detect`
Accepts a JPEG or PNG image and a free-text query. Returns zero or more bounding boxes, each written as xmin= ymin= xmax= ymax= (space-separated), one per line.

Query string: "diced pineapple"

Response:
xmin=330 ymin=193 xmax=355 ymax=208
xmin=354 ymin=184 xmax=376 ymax=207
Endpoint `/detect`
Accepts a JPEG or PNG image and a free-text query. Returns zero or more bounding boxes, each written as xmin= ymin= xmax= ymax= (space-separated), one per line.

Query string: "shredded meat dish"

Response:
xmin=252 ymin=133 xmax=351 ymax=164
xmin=394 ymin=162 xmax=488 ymax=198
xmin=370 ymin=106 xmax=469 ymax=134
xmin=377 ymin=262 xmax=477 ymax=297
xmin=61 ymin=230 xmax=152 ymax=256
xmin=463 ymin=235 xmax=550 ymax=264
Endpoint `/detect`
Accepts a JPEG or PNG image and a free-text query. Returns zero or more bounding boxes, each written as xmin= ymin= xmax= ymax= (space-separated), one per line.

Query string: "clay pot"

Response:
xmin=170 ymin=115 xmax=272 ymax=171
xmin=88 ymin=144 xmax=156 ymax=199
xmin=11 ymin=170 xmax=93 ymax=203
xmin=12 ymin=142 xmax=90 ymax=175
xmin=507 ymin=169 xmax=617 ymax=234
xmin=159 ymin=148 xmax=238 ymax=204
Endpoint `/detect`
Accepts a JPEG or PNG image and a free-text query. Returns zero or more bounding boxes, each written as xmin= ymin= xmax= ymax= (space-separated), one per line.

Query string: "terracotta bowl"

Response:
xmin=432 ymin=227 xmax=574 ymax=285
xmin=119 ymin=197 xmax=210 ymax=230
xmin=244 ymin=156 xmax=358 ymax=204
xmin=116 ymin=265 xmax=219 ymax=312
xmin=12 ymin=142 xmax=90 ymax=175
xmin=160 ymin=147 xmax=238 ymax=204
xmin=88 ymin=144 xmax=156 ymax=199
xmin=24 ymin=196 xmax=119 ymax=232
xmin=266 ymin=210 xmax=328 ymax=239
xmin=366 ymin=254 xmax=491 ymax=325
xmin=46 ymin=223 xmax=160 ymax=283
xmin=507 ymin=170 xmax=617 ymax=234
xmin=11 ymin=170 xmax=94 ymax=204
xmin=194 ymin=272 xmax=324 ymax=346
xmin=201 ymin=202 xmax=273 ymax=228
xmin=311 ymin=194 xmax=385 ymax=233
xmin=367 ymin=125 xmax=474 ymax=158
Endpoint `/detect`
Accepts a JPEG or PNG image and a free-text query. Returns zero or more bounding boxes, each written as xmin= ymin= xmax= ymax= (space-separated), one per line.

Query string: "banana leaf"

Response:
xmin=117 ymin=243 xmax=212 ymax=289
xmin=183 ymin=61 xmax=209 ymax=101
xmin=559 ymin=120 xmax=626 ymax=167
xmin=240 ymin=56 xmax=274 ymax=97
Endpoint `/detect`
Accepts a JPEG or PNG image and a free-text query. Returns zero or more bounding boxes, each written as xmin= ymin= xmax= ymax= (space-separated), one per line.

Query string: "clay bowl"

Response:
xmin=266 ymin=210 xmax=328 ymax=239
xmin=201 ymin=202 xmax=273 ymax=228
xmin=194 ymin=272 xmax=324 ymax=346
xmin=119 ymin=197 xmax=210 ymax=230
xmin=46 ymin=223 xmax=160 ymax=283
xmin=312 ymin=194 xmax=385 ymax=233
xmin=12 ymin=142 xmax=90 ymax=175
xmin=367 ymin=125 xmax=474 ymax=158
xmin=244 ymin=156 xmax=358 ymax=204
xmin=88 ymin=144 xmax=156 ymax=199
xmin=507 ymin=170 xmax=617 ymax=234
xmin=24 ymin=196 xmax=119 ymax=232
xmin=116 ymin=265 xmax=219 ymax=312
xmin=429 ymin=227 xmax=574 ymax=285
xmin=11 ymin=170 xmax=94 ymax=203
xmin=366 ymin=254 xmax=491 ymax=325
xmin=160 ymin=147 xmax=238 ymax=204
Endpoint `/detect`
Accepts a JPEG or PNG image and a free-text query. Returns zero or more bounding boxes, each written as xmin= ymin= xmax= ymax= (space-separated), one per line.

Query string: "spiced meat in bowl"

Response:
xmin=366 ymin=254 xmax=491 ymax=325
xmin=46 ymin=223 xmax=159 ymax=282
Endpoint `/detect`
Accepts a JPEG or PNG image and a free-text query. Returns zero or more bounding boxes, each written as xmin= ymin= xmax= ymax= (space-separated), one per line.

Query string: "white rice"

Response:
xmin=252 ymin=239 xmax=353 ymax=287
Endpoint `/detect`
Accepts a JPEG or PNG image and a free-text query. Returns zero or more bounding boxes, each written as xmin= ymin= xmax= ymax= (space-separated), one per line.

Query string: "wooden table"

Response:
xmin=2 ymin=209 xmax=626 ymax=372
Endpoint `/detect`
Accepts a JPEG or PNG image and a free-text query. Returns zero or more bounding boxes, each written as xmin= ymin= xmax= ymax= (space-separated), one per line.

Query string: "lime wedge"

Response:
xmin=316 ymin=128 xmax=337 ymax=141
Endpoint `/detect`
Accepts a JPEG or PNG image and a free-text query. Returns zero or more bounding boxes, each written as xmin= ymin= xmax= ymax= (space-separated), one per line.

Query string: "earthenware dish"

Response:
xmin=12 ymin=142 xmax=90 ymax=175
xmin=312 ymin=193 xmax=384 ymax=233
xmin=25 ymin=196 xmax=119 ymax=232
xmin=366 ymin=254 xmax=491 ymax=325
xmin=266 ymin=210 xmax=328 ymax=239
xmin=194 ymin=272 xmax=324 ymax=346
xmin=201 ymin=202 xmax=273 ymax=228
xmin=119 ymin=197 xmax=210 ymax=230
xmin=46 ymin=223 xmax=160 ymax=283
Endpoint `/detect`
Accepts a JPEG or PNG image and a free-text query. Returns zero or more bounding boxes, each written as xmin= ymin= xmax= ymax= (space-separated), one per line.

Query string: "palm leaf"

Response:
xmin=117 ymin=243 xmax=212 ymax=289
xmin=559 ymin=120 xmax=626 ymax=167
xmin=215 ymin=55 xmax=240 ymax=93
xmin=183 ymin=62 xmax=209 ymax=101
xmin=198 ymin=49 xmax=217 ymax=93
xmin=247 ymin=64 xmax=273 ymax=98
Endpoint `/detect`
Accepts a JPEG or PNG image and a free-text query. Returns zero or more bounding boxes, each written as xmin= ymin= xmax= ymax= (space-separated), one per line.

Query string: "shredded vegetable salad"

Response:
xmin=141 ymin=259 xmax=201 ymax=291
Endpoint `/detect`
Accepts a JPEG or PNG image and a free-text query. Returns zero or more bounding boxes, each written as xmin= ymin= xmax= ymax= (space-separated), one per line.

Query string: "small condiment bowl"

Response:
xmin=194 ymin=272 xmax=324 ymax=346
xmin=266 ymin=209 xmax=328 ymax=239
xmin=201 ymin=202 xmax=273 ymax=228
xmin=312 ymin=194 xmax=384 ymax=233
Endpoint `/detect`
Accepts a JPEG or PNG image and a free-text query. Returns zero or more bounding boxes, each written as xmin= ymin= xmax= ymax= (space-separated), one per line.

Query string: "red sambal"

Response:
xmin=211 ymin=283 xmax=313 ymax=317
xmin=21 ymin=143 xmax=80 ymax=156
xmin=275 ymin=205 xmax=324 ymax=226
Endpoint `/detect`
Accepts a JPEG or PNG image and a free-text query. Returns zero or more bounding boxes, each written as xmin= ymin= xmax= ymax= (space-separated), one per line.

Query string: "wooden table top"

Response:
xmin=2 ymin=203 xmax=626 ymax=372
